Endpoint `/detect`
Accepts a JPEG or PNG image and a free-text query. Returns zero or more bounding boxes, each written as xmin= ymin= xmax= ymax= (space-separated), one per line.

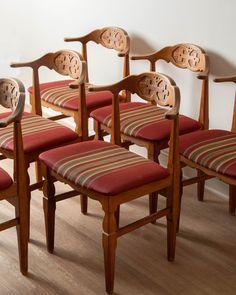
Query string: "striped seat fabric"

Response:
xmin=39 ymin=140 xmax=170 ymax=196
xmin=28 ymin=80 xmax=124 ymax=112
xmin=180 ymin=129 xmax=236 ymax=178
xmin=0 ymin=168 xmax=13 ymax=190
xmin=0 ymin=112 xmax=78 ymax=153
xmin=91 ymin=102 xmax=202 ymax=141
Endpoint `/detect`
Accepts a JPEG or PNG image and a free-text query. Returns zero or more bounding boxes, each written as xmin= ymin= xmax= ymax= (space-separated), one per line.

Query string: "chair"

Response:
xmin=3 ymin=50 xmax=85 ymax=232
xmin=0 ymin=78 xmax=28 ymax=274
xmin=39 ymin=72 xmax=180 ymax=294
xmin=179 ymin=74 xmax=236 ymax=216
xmin=91 ymin=43 xmax=209 ymax=213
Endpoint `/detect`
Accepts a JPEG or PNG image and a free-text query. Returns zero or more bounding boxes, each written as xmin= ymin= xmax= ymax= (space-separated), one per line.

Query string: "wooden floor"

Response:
xmin=1 ymin=160 xmax=236 ymax=295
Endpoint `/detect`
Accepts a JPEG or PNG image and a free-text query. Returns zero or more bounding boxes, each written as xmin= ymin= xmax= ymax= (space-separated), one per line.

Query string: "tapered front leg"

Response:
xmin=102 ymin=200 xmax=118 ymax=294
xmin=197 ymin=169 xmax=205 ymax=201
xmin=43 ymin=167 xmax=56 ymax=253
xmin=80 ymin=194 xmax=88 ymax=214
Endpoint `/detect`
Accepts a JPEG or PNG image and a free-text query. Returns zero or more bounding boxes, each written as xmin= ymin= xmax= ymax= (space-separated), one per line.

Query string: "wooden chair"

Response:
xmin=0 ymin=78 xmax=28 ymax=274
xmin=179 ymin=74 xmax=236 ymax=217
xmin=2 ymin=51 xmax=85 ymax=234
xmin=91 ymin=43 xmax=209 ymax=214
xmin=39 ymin=72 xmax=180 ymax=294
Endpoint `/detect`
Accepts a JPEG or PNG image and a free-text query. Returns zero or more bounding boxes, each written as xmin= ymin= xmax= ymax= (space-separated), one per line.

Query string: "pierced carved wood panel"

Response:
xmin=137 ymin=73 xmax=175 ymax=107
xmin=53 ymin=51 xmax=82 ymax=79
xmin=100 ymin=28 xmax=128 ymax=53
xmin=171 ymin=44 xmax=206 ymax=72
xmin=0 ymin=79 xmax=19 ymax=109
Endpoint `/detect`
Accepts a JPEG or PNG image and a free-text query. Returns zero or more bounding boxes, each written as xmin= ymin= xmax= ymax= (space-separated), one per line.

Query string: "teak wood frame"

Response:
xmin=41 ymin=72 xmax=181 ymax=294
xmin=7 ymin=51 xmax=85 ymax=232
xmin=0 ymin=78 xmax=28 ymax=274
xmin=180 ymin=75 xmax=236 ymax=215
xmin=65 ymin=27 xmax=131 ymax=101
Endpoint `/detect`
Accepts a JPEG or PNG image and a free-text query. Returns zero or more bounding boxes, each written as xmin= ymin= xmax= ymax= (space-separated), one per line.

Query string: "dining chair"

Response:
xmin=3 ymin=51 xmax=86 ymax=235
xmin=179 ymin=74 xmax=236 ymax=218
xmin=91 ymin=43 xmax=209 ymax=215
xmin=39 ymin=71 xmax=181 ymax=294
xmin=0 ymin=78 xmax=28 ymax=274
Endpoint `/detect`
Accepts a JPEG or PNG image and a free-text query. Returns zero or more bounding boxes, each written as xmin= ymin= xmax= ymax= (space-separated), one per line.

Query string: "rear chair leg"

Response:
xmin=229 ymin=185 xmax=236 ymax=216
xmin=80 ymin=194 xmax=88 ymax=214
xmin=43 ymin=168 xmax=56 ymax=253
xmin=197 ymin=169 xmax=205 ymax=201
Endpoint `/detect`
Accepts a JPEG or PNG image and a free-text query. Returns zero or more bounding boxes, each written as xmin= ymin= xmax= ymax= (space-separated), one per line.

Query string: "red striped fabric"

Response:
xmin=40 ymin=140 xmax=170 ymax=195
xmin=28 ymin=80 xmax=124 ymax=112
xmin=0 ymin=168 xmax=13 ymax=190
xmin=0 ymin=112 xmax=78 ymax=153
xmin=91 ymin=102 xmax=202 ymax=141
xmin=180 ymin=129 xmax=236 ymax=178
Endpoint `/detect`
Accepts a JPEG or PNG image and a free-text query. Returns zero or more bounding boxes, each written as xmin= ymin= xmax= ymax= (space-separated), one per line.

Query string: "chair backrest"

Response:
xmin=89 ymin=72 xmax=180 ymax=173
xmin=0 ymin=78 xmax=25 ymax=188
xmin=214 ymin=75 xmax=236 ymax=133
xmin=11 ymin=50 xmax=86 ymax=117
xmin=65 ymin=27 xmax=130 ymax=99
xmin=132 ymin=43 xmax=209 ymax=129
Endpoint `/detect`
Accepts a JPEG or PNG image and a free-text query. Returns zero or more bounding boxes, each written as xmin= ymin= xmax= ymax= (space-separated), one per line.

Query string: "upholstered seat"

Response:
xmin=28 ymin=80 xmax=124 ymax=113
xmin=0 ymin=112 xmax=78 ymax=153
xmin=180 ymin=129 xmax=236 ymax=178
xmin=91 ymin=102 xmax=202 ymax=142
xmin=0 ymin=168 xmax=13 ymax=190
xmin=40 ymin=140 xmax=169 ymax=196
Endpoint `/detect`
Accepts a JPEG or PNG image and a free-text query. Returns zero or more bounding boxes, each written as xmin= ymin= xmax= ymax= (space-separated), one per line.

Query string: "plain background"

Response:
xmin=1 ymin=0 xmax=236 ymax=196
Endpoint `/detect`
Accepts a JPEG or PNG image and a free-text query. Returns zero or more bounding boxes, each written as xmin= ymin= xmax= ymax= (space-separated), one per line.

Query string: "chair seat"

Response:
xmin=0 ymin=112 xmax=78 ymax=154
xmin=0 ymin=168 xmax=13 ymax=190
xmin=180 ymin=129 xmax=236 ymax=178
xmin=28 ymin=80 xmax=125 ymax=112
xmin=39 ymin=140 xmax=170 ymax=196
xmin=91 ymin=102 xmax=202 ymax=142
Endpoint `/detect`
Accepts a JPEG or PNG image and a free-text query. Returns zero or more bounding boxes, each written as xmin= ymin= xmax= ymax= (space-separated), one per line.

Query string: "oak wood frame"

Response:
xmin=0 ymin=78 xmax=28 ymax=275
xmin=180 ymin=75 xmax=236 ymax=216
xmin=41 ymin=72 xmax=181 ymax=294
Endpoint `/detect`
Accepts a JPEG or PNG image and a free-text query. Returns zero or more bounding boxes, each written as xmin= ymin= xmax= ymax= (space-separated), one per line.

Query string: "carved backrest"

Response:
xmin=167 ymin=43 xmax=206 ymax=72
xmin=52 ymin=50 xmax=85 ymax=80
xmin=0 ymin=78 xmax=25 ymax=118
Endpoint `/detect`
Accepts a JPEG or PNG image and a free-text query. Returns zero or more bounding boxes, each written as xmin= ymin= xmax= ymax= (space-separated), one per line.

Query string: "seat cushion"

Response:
xmin=39 ymin=140 xmax=170 ymax=196
xmin=28 ymin=80 xmax=125 ymax=112
xmin=0 ymin=168 xmax=13 ymax=190
xmin=91 ymin=102 xmax=202 ymax=142
xmin=0 ymin=112 xmax=78 ymax=154
xmin=180 ymin=129 xmax=236 ymax=178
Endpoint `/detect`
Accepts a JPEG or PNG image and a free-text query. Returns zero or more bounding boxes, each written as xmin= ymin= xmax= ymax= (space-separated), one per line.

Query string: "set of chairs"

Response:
xmin=0 ymin=27 xmax=235 ymax=294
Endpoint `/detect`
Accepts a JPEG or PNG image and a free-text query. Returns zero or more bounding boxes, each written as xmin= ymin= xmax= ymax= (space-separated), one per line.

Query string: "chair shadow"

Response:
xmin=207 ymin=50 xmax=236 ymax=76
xmin=129 ymin=33 xmax=157 ymax=55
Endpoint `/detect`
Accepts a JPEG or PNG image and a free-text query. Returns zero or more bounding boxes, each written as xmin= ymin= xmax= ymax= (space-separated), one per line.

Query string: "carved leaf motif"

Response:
xmin=101 ymin=28 xmax=126 ymax=52
xmin=54 ymin=52 xmax=81 ymax=79
xmin=0 ymin=80 xmax=18 ymax=109
xmin=172 ymin=45 xmax=202 ymax=71
xmin=138 ymin=75 xmax=171 ymax=106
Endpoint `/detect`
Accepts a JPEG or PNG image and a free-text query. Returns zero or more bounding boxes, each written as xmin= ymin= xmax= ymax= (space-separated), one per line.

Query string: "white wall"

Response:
xmin=1 ymin=0 xmax=236 ymax=197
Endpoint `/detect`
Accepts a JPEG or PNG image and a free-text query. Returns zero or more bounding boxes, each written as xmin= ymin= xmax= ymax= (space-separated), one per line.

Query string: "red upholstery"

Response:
xmin=28 ymin=80 xmax=125 ymax=113
xmin=0 ymin=112 xmax=78 ymax=154
xmin=40 ymin=140 xmax=170 ymax=196
xmin=180 ymin=129 xmax=236 ymax=178
xmin=91 ymin=102 xmax=202 ymax=142
xmin=0 ymin=168 xmax=13 ymax=190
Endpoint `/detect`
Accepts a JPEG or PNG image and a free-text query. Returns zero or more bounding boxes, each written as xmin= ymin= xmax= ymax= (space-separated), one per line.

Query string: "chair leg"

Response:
xmin=115 ymin=205 xmax=120 ymax=228
xmin=35 ymin=160 xmax=43 ymax=185
xmin=197 ymin=169 xmax=205 ymax=201
xmin=80 ymin=194 xmax=88 ymax=214
xmin=94 ymin=120 xmax=104 ymax=140
xmin=176 ymin=168 xmax=183 ymax=233
xmin=148 ymin=145 xmax=160 ymax=223
xmin=43 ymin=169 xmax=56 ymax=253
xmin=229 ymin=185 xmax=236 ymax=216
xmin=102 ymin=204 xmax=117 ymax=294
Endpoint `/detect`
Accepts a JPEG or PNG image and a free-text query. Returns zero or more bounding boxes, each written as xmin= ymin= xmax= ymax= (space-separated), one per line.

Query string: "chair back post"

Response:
xmin=111 ymin=91 xmax=121 ymax=145
xmin=31 ymin=69 xmax=42 ymax=115
xmin=232 ymin=92 xmax=236 ymax=133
